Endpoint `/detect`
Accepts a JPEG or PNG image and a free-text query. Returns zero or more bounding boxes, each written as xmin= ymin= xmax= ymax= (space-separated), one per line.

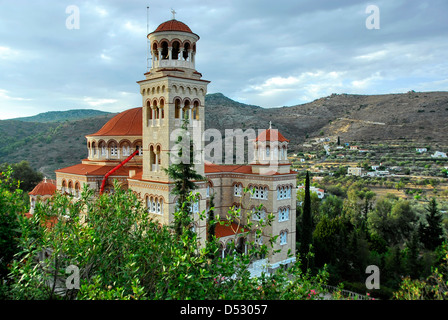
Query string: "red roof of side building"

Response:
xmin=55 ymin=163 xmax=142 ymax=177
xmin=204 ymin=163 xmax=296 ymax=175
xmin=204 ymin=163 xmax=253 ymax=174
xmin=214 ymin=221 xmax=248 ymax=238
xmin=255 ymin=128 xmax=289 ymax=143
xmin=88 ymin=107 xmax=142 ymax=137
xmin=29 ymin=179 xmax=57 ymax=196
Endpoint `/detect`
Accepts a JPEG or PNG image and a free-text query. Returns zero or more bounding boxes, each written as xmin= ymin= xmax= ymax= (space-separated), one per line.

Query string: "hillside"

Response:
xmin=205 ymin=91 xmax=448 ymax=152
xmin=0 ymin=91 xmax=447 ymax=178
xmin=11 ymin=109 xmax=111 ymax=123
xmin=0 ymin=113 xmax=116 ymax=178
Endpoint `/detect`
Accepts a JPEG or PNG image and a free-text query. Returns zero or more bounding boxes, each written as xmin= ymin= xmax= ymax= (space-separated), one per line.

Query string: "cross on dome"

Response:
xmin=171 ymin=8 xmax=176 ymax=20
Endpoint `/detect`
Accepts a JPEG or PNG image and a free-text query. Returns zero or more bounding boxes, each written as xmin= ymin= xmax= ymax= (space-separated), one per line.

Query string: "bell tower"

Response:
xmin=138 ymin=16 xmax=210 ymax=182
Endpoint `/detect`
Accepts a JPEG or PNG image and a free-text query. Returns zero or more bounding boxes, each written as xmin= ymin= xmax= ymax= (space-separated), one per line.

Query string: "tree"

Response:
xmin=419 ymin=198 xmax=444 ymax=251
xmin=300 ymin=171 xmax=313 ymax=269
xmin=207 ymin=193 xmax=216 ymax=244
xmin=394 ymin=242 xmax=448 ymax=300
xmin=0 ymin=167 xmax=24 ymax=292
xmin=0 ymin=161 xmax=43 ymax=192
xmin=163 ymin=120 xmax=205 ymax=236
xmin=368 ymin=198 xmax=417 ymax=246
xmin=4 ymin=177 xmax=333 ymax=300
xmin=319 ymin=194 xmax=343 ymax=220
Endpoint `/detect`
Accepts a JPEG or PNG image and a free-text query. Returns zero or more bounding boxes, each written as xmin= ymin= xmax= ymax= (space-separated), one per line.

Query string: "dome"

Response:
xmin=255 ymin=129 xmax=289 ymax=143
xmin=152 ymin=19 xmax=193 ymax=33
xmin=29 ymin=179 xmax=57 ymax=196
xmin=89 ymin=107 xmax=142 ymax=137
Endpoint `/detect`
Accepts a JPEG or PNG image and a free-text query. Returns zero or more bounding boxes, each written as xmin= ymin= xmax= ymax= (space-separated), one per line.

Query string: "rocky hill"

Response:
xmin=1 ymin=91 xmax=447 ymax=178
xmin=205 ymin=91 xmax=448 ymax=152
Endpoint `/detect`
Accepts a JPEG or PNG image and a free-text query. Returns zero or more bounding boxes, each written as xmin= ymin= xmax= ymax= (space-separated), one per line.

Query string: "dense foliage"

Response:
xmin=0 ymin=168 xmax=331 ymax=300
xmin=296 ymin=174 xmax=448 ymax=299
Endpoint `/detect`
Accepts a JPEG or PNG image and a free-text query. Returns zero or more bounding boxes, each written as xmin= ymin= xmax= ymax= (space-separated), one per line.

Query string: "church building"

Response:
xmin=55 ymin=16 xmax=297 ymax=270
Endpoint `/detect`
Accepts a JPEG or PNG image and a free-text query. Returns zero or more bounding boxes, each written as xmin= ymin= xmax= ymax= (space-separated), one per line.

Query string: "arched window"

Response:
xmin=160 ymin=99 xmax=165 ymax=119
xmin=61 ymin=180 xmax=67 ymax=194
xmin=122 ymin=144 xmax=130 ymax=157
xmin=100 ymin=142 xmax=107 ymax=156
xmin=279 ymin=207 xmax=290 ymax=222
xmin=252 ymin=207 xmax=266 ymax=221
xmin=152 ymin=197 xmax=156 ymax=213
xmin=74 ymin=182 xmax=80 ymax=198
xmin=146 ymin=196 xmax=151 ymax=212
xmin=183 ymin=100 xmax=190 ymax=119
xmin=174 ymin=98 xmax=181 ymax=119
xmin=183 ymin=42 xmax=190 ymax=60
xmin=234 ymin=183 xmax=242 ymax=197
xmin=161 ymin=41 xmax=169 ymax=59
xmin=280 ymin=231 xmax=288 ymax=245
xmin=156 ymin=198 xmax=162 ymax=214
xmin=110 ymin=142 xmax=118 ymax=157
xmin=172 ymin=40 xmax=180 ymax=60
xmin=193 ymin=101 xmax=199 ymax=120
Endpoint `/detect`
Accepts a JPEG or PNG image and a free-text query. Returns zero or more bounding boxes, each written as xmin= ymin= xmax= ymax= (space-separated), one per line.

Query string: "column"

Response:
xmin=151 ymin=107 xmax=155 ymax=126
xmin=188 ymin=107 xmax=192 ymax=125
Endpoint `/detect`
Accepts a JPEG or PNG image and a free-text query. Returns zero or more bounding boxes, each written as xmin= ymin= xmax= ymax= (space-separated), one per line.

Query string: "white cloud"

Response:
xmin=0 ymin=46 xmax=21 ymax=60
xmin=83 ymin=97 xmax=117 ymax=107
xmin=0 ymin=89 xmax=31 ymax=101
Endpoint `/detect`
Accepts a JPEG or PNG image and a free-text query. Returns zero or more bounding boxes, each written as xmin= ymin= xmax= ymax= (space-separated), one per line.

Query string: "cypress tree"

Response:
xmin=163 ymin=120 xmax=205 ymax=236
xmin=207 ymin=193 xmax=216 ymax=243
xmin=300 ymin=171 xmax=313 ymax=268
xmin=419 ymin=197 xmax=444 ymax=251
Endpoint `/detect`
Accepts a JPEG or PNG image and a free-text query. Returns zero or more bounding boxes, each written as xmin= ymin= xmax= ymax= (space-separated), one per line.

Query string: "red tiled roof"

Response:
xmin=204 ymin=163 xmax=253 ymax=174
xmin=215 ymin=221 xmax=247 ymax=238
xmin=152 ymin=19 xmax=193 ymax=34
xmin=255 ymin=129 xmax=289 ymax=143
xmin=55 ymin=163 xmax=142 ymax=177
xmin=204 ymin=163 xmax=296 ymax=176
xmin=29 ymin=179 xmax=57 ymax=196
xmin=88 ymin=107 xmax=142 ymax=137
xmin=24 ymin=212 xmax=58 ymax=229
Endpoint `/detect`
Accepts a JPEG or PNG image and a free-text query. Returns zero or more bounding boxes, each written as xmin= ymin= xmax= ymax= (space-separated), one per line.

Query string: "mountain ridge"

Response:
xmin=1 ymin=90 xmax=447 ymax=178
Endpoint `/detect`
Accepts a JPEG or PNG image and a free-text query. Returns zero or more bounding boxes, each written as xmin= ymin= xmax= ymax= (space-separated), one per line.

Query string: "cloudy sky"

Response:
xmin=0 ymin=0 xmax=447 ymax=119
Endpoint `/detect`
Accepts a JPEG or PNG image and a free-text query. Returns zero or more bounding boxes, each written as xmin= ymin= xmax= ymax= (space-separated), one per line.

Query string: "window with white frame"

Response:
xmin=122 ymin=145 xmax=130 ymax=157
xmin=279 ymin=207 xmax=290 ymax=222
xmin=252 ymin=208 xmax=266 ymax=221
xmin=110 ymin=144 xmax=118 ymax=156
xmin=191 ymin=200 xmax=199 ymax=214
xmin=277 ymin=185 xmax=292 ymax=200
xmin=280 ymin=231 xmax=287 ymax=245
xmin=206 ymin=185 xmax=210 ymax=198
xmin=234 ymin=183 xmax=242 ymax=197
xmin=250 ymin=185 xmax=268 ymax=200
